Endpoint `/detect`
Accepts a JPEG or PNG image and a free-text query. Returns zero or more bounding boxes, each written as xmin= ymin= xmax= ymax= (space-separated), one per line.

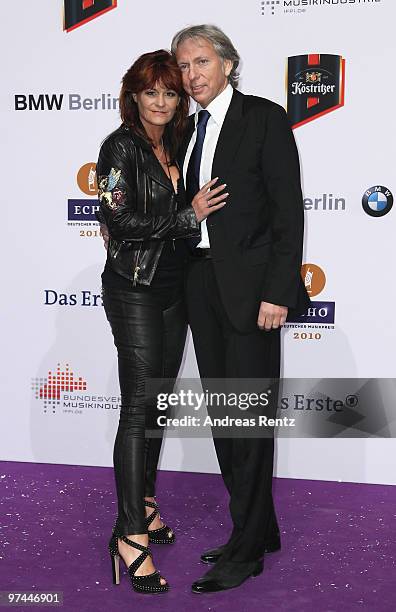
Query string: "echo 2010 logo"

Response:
xmin=68 ymin=163 xmax=102 ymax=238
xmin=287 ymin=54 xmax=345 ymax=129
xmin=63 ymin=0 xmax=117 ymax=33
xmin=285 ymin=263 xmax=335 ymax=339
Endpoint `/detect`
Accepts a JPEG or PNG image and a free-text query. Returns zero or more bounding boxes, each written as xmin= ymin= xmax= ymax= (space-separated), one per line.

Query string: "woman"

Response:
xmin=96 ymin=50 xmax=227 ymax=594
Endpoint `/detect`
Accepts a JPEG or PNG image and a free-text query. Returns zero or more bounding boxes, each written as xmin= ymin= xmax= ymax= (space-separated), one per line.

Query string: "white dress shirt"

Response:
xmin=183 ymin=84 xmax=234 ymax=248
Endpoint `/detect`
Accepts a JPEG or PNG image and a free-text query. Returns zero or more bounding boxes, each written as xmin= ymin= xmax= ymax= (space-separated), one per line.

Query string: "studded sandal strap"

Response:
xmin=120 ymin=535 xmax=152 ymax=556
xmin=148 ymin=524 xmax=171 ymax=535
xmin=144 ymin=500 xmax=158 ymax=509
xmin=131 ymin=570 xmax=165 ymax=587
xmin=119 ymin=537 xmax=153 ymax=576
xmin=144 ymin=501 xmax=159 ymax=527
xmin=127 ymin=549 xmax=149 ymax=575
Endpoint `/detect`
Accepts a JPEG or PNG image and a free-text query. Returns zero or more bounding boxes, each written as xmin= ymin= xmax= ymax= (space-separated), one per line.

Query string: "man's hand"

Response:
xmin=191 ymin=178 xmax=229 ymax=222
xmin=100 ymin=223 xmax=109 ymax=250
xmin=257 ymin=302 xmax=288 ymax=331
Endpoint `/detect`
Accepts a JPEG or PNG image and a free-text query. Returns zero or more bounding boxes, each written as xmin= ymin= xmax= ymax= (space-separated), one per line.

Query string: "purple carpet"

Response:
xmin=1 ymin=461 xmax=395 ymax=611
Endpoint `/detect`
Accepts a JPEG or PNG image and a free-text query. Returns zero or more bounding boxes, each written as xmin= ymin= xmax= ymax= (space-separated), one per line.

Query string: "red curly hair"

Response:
xmin=119 ymin=49 xmax=189 ymax=162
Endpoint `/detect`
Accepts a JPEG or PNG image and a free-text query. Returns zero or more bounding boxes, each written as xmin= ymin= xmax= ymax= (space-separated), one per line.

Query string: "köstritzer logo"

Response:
xmin=63 ymin=0 xmax=117 ymax=33
xmin=287 ymin=54 xmax=345 ymax=129
xmin=362 ymin=186 xmax=393 ymax=217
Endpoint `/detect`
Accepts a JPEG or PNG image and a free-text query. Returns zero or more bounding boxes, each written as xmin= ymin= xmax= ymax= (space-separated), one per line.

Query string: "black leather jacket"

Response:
xmin=95 ymin=124 xmax=199 ymax=285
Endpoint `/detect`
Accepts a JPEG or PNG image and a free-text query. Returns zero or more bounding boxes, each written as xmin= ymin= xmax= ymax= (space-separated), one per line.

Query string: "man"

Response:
xmin=171 ymin=25 xmax=310 ymax=593
xmin=101 ymin=24 xmax=309 ymax=593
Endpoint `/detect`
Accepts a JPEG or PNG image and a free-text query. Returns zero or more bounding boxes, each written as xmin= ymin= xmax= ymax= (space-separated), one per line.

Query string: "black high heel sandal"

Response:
xmin=145 ymin=500 xmax=175 ymax=545
xmin=109 ymin=532 xmax=169 ymax=594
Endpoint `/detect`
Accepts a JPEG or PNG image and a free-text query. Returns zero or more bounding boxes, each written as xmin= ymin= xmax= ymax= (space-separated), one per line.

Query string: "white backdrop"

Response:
xmin=1 ymin=0 xmax=395 ymax=484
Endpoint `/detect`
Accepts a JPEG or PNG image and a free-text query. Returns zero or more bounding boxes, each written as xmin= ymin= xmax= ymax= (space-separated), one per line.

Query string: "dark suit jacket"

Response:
xmin=180 ymin=89 xmax=310 ymax=333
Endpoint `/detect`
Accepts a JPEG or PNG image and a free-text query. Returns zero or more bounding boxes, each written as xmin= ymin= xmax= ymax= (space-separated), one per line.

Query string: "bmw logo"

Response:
xmin=362 ymin=186 xmax=393 ymax=217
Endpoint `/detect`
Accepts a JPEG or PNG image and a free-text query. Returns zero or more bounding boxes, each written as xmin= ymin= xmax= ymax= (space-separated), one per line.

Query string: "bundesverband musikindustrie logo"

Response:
xmin=63 ymin=0 xmax=117 ymax=33
xmin=287 ymin=54 xmax=345 ymax=129
xmin=32 ymin=364 xmax=87 ymax=413
xmin=32 ymin=363 xmax=120 ymax=414
xmin=261 ymin=1 xmax=382 ymax=18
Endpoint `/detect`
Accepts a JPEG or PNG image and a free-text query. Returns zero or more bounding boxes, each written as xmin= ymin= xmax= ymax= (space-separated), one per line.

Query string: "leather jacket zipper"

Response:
xmin=112 ymin=240 xmax=123 ymax=259
xmin=133 ymin=245 xmax=142 ymax=286
xmin=133 ymin=168 xmax=146 ymax=285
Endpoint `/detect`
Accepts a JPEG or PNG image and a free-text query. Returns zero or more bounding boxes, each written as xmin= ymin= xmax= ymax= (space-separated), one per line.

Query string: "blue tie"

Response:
xmin=186 ymin=109 xmax=210 ymax=249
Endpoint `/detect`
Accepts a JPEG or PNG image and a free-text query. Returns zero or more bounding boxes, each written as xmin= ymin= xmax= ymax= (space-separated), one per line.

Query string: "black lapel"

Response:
xmin=212 ymin=89 xmax=245 ymax=181
xmin=178 ymin=115 xmax=195 ymax=168
xmin=142 ymin=156 xmax=174 ymax=192
xmin=125 ymin=126 xmax=174 ymax=192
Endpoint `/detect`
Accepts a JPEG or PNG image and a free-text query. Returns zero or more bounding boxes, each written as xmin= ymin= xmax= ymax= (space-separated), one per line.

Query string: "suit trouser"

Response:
xmin=102 ymin=285 xmax=187 ymax=535
xmin=186 ymin=258 xmax=280 ymax=564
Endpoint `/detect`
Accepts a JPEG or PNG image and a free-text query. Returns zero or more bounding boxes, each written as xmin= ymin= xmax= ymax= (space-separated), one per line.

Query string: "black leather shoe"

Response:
xmin=200 ymin=544 xmax=227 ymax=564
xmin=200 ymin=536 xmax=281 ymax=564
xmin=191 ymin=559 xmax=264 ymax=593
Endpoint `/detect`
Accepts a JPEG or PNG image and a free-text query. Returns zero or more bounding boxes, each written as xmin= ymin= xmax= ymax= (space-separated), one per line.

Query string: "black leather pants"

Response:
xmin=102 ymin=285 xmax=187 ymax=535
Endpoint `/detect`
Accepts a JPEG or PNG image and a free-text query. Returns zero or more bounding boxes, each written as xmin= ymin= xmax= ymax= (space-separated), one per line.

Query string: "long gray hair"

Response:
xmin=171 ymin=24 xmax=240 ymax=88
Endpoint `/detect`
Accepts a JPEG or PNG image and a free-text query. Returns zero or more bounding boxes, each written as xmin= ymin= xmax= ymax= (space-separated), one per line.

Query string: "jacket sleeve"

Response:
xmin=259 ymin=104 xmax=305 ymax=309
xmin=95 ymin=135 xmax=199 ymax=241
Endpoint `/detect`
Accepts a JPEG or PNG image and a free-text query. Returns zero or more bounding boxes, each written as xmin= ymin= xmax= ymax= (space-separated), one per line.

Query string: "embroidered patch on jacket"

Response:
xmin=98 ymin=168 xmax=125 ymax=209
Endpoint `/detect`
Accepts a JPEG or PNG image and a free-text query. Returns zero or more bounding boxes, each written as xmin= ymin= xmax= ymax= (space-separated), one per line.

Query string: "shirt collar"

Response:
xmin=194 ymin=83 xmax=233 ymax=127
